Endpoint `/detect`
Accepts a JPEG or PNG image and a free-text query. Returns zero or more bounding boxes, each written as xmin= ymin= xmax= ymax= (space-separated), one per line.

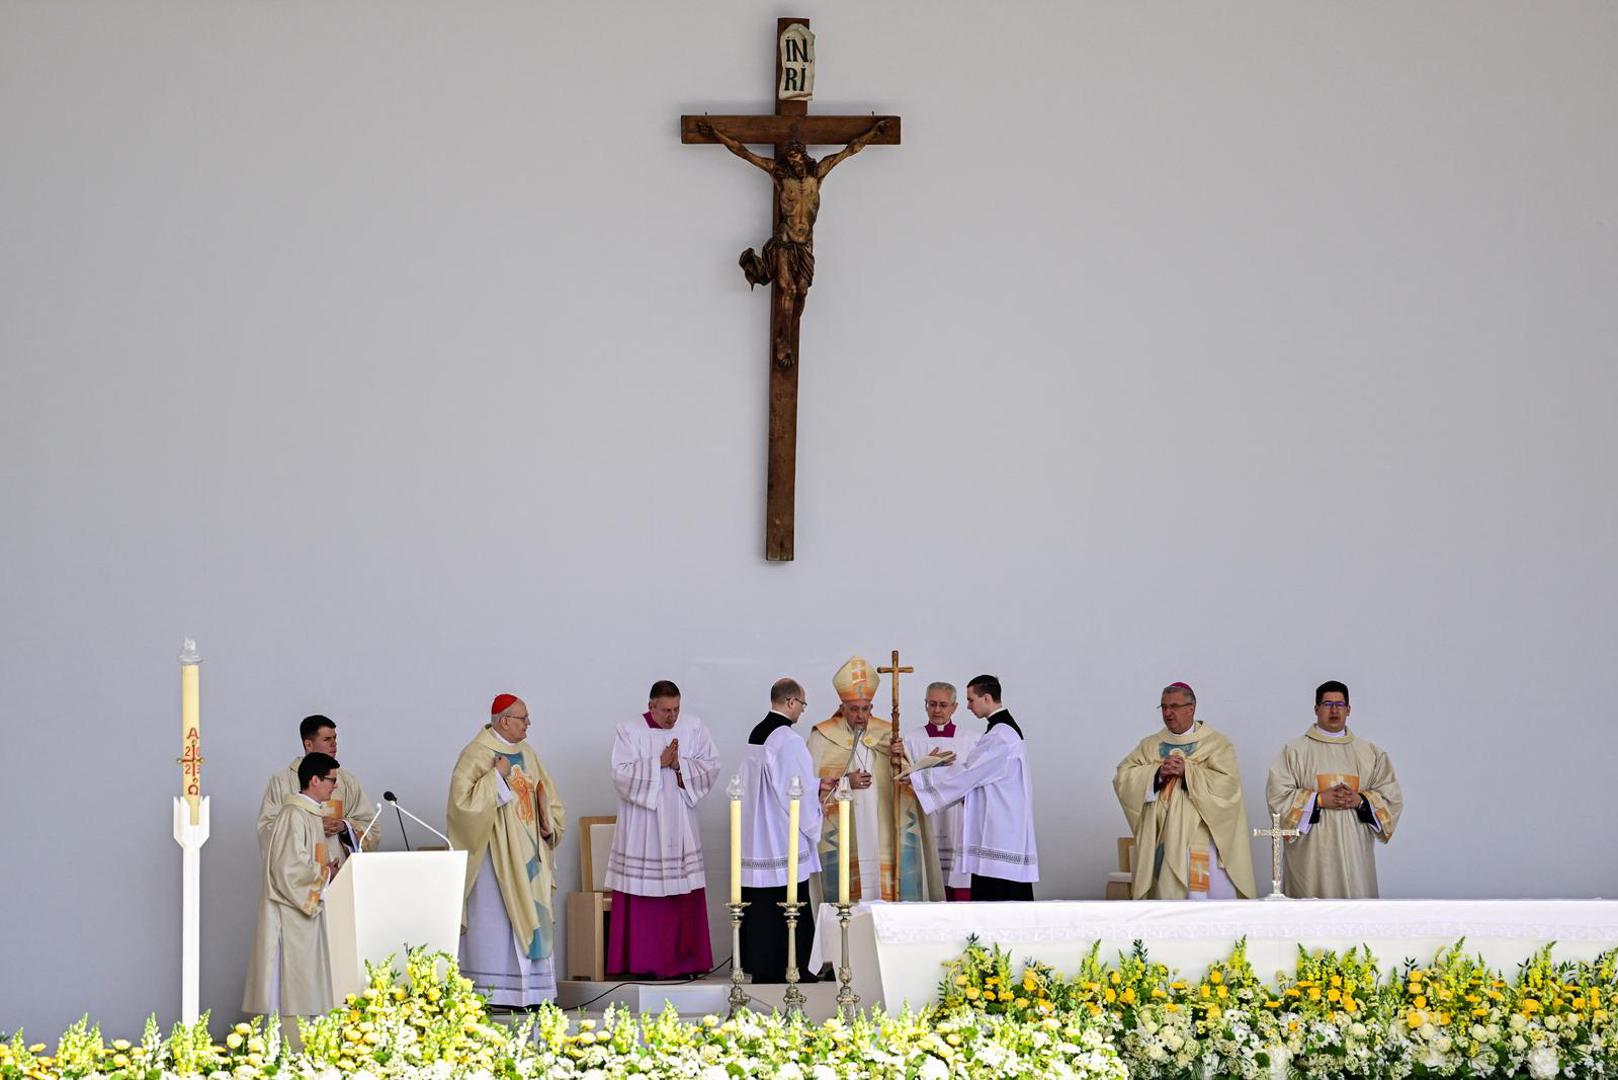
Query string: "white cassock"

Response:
xmin=910 ymin=717 xmax=1038 ymax=886
xmin=605 ymin=714 xmax=721 ymax=896
xmin=902 ymin=723 xmax=982 ymax=890
xmin=738 ymin=713 xmax=823 ymax=980
xmin=740 ymin=720 xmax=822 ymax=889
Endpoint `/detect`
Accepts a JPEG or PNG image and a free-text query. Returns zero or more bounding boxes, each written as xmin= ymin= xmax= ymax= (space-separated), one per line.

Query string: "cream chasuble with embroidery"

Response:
xmin=256 ymin=758 xmax=380 ymax=868
xmin=242 ymin=794 xmax=334 ymax=1017
xmin=1266 ymin=726 xmax=1403 ymax=898
xmin=447 ymin=726 xmax=567 ymax=961
xmin=1114 ymin=722 xmax=1257 ymax=900
xmin=808 ymin=713 xmax=938 ymax=902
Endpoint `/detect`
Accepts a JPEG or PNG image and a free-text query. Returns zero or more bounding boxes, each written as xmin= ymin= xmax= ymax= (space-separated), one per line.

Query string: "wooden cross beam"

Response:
xmin=682 ymin=17 xmax=901 ymax=562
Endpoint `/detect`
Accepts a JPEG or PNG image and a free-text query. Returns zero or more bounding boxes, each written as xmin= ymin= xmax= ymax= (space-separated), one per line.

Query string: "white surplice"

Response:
xmin=903 ymin=724 xmax=981 ymax=889
xmin=740 ymin=717 xmax=822 ymax=888
xmin=910 ymin=719 xmax=1038 ymax=884
xmin=605 ymin=714 xmax=721 ymax=896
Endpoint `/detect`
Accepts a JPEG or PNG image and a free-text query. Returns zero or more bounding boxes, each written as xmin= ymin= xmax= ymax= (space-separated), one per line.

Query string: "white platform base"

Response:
xmin=555 ymin=975 xmax=842 ymax=1018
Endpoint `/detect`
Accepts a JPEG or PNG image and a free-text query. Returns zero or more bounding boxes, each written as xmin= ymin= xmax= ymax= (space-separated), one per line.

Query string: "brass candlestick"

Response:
xmin=726 ymin=900 xmax=750 ymax=1015
xmin=834 ymin=900 xmax=858 ymax=1021
xmin=780 ymin=899 xmax=806 ymax=1015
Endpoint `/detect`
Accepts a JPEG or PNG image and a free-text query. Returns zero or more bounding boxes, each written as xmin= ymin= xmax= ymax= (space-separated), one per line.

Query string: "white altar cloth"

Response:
xmin=810 ymin=899 xmax=1618 ymax=1012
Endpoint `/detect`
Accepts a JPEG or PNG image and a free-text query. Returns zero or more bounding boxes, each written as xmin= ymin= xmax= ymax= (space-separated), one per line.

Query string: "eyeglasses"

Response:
xmin=1318 ymin=703 xmax=1348 ymax=710
xmin=1159 ymin=703 xmax=1193 ymax=712
xmin=788 ymin=697 xmax=807 ymax=707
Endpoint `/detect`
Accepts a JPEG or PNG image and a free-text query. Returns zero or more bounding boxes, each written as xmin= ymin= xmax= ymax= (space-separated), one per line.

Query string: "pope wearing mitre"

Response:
xmin=806 ymin=656 xmax=939 ymax=902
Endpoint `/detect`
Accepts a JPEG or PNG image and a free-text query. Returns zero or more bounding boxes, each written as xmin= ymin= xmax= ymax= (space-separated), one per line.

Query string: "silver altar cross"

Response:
xmin=1252 ymin=811 xmax=1301 ymax=900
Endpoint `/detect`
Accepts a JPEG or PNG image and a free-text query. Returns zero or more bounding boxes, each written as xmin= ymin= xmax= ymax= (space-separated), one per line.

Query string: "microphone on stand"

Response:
xmin=383 ymin=791 xmax=456 ymax=851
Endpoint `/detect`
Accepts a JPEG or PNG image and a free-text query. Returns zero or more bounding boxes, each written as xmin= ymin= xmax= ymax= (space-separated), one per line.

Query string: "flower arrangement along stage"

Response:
xmin=7 ymin=939 xmax=1618 ymax=1080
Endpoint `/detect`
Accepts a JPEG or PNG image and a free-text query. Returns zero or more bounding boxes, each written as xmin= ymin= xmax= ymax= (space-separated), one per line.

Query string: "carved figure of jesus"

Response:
xmin=697 ymin=119 xmax=889 ymax=368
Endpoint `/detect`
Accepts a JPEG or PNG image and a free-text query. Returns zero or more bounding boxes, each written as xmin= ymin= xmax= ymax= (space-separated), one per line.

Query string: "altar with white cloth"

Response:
xmin=809 ymin=899 xmax=1618 ymax=1013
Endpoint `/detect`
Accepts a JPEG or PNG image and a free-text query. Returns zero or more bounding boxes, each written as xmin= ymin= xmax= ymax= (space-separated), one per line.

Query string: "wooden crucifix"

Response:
xmin=682 ymin=17 xmax=900 ymax=562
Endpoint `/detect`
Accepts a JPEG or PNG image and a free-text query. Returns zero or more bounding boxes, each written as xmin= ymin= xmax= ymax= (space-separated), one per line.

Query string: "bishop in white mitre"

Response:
xmin=738 ymin=677 xmax=822 ymax=983
xmin=243 ymin=752 xmax=341 ymax=1018
xmin=604 ymin=679 xmax=720 ymax=978
xmin=1266 ymin=680 xmax=1403 ymax=898
xmin=907 ymin=674 xmax=1038 ymax=901
xmin=901 ymin=679 xmax=980 ymax=900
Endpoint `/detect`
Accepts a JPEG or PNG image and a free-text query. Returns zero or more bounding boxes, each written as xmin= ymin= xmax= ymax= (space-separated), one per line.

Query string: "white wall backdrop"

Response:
xmin=2 ymin=0 xmax=1615 ymax=1038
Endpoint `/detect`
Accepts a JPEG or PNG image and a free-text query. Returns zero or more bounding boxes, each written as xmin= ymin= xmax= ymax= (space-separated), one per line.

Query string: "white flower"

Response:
xmin=699 ymin=1067 xmax=729 ymax=1080
xmin=918 ymin=1055 xmax=949 ymax=1080
xmin=1527 ymin=1044 xmax=1560 ymax=1080
xmin=775 ymin=1063 xmax=803 ymax=1080
xmin=811 ymin=1066 xmax=837 ymax=1080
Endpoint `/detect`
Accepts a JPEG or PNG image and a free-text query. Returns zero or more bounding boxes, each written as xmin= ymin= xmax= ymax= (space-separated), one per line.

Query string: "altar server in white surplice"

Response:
xmin=243 ymin=752 xmax=340 ymax=1018
xmin=907 ymin=674 xmax=1037 ymax=901
xmin=902 ymin=680 xmax=980 ymax=901
xmin=1266 ymin=680 xmax=1403 ymax=899
xmin=738 ymin=677 xmax=822 ymax=983
xmin=604 ymin=680 xmax=720 ymax=978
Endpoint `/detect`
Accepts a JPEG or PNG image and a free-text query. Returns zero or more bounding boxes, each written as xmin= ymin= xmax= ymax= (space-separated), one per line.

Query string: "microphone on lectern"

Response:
xmin=382 ymin=790 xmax=456 ymax=851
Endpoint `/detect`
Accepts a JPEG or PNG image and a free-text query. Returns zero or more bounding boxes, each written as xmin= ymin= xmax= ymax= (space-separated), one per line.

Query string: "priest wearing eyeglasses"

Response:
xmin=1265 ymin=680 xmax=1403 ymax=898
xmin=1114 ymin=682 xmax=1256 ymax=900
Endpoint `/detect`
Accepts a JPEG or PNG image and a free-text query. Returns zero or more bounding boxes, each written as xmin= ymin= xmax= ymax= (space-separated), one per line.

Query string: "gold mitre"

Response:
xmin=833 ymin=656 xmax=880 ymax=703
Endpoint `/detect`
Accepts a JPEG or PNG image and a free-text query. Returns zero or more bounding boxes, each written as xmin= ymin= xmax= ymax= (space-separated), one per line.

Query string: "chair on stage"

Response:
xmin=564 ymin=815 xmax=617 ymax=981
xmin=1104 ymin=836 xmax=1135 ymax=900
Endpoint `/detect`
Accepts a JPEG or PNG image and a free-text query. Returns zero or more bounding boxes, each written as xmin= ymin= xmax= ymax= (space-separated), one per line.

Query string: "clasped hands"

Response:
xmin=1156 ymin=755 xmax=1187 ymax=784
xmin=1319 ymin=783 xmax=1362 ymax=810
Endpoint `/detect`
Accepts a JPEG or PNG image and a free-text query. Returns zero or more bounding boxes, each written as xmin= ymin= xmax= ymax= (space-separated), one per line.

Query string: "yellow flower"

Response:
xmin=954 ymin=975 xmax=967 ymax=986
xmin=965 ymin=988 xmax=980 ymax=1000
xmin=1014 ymin=997 xmax=1028 ymax=1008
xmin=1414 ymin=995 xmax=1428 ymax=1010
xmin=1407 ymin=1011 xmax=1424 ymax=1028
xmin=1343 ymin=997 xmax=1358 ymax=1014
xmin=1121 ymin=987 xmax=1137 ymax=1005
xmin=998 ymin=990 xmax=1014 ymax=1002
xmin=1165 ymin=1003 xmax=1180 ymax=1013
xmin=1110 ymin=971 xmax=1121 ymax=985
xmin=1264 ymin=1000 xmax=1280 ymax=1009
xmin=1327 ymin=989 xmax=1341 ymax=1003
xmin=1104 ymin=988 xmax=1117 ymax=1004
xmin=1308 ymin=988 xmax=1321 ymax=1001
xmin=1209 ymin=970 xmax=1223 ymax=984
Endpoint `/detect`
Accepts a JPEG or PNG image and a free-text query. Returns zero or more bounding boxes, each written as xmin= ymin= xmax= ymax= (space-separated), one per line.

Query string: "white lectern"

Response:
xmin=325 ymin=850 xmax=467 ymax=1001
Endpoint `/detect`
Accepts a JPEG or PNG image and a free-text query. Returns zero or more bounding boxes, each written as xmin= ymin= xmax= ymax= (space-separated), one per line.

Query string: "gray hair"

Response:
xmin=926 ymin=681 xmax=957 ymax=699
xmin=1161 ymin=683 xmax=1196 ymax=705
